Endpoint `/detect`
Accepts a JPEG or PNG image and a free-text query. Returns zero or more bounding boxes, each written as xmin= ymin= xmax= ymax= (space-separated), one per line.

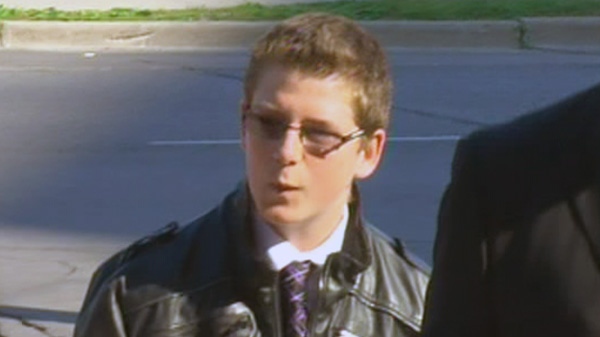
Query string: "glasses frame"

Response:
xmin=242 ymin=111 xmax=366 ymax=157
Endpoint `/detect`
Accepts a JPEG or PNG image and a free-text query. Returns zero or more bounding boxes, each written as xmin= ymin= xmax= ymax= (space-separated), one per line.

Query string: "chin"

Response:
xmin=258 ymin=205 xmax=305 ymax=227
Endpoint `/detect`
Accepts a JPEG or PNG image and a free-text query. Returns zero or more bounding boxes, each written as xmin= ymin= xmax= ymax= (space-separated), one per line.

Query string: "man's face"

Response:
xmin=242 ymin=64 xmax=385 ymax=229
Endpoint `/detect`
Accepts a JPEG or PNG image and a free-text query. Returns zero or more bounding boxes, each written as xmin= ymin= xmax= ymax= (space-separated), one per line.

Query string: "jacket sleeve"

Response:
xmin=73 ymin=222 xmax=180 ymax=337
xmin=73 ymin=250 xmax=130 ymax=337
xmin=73 ymin=274 xmax=129 ymax=337
xmin=421 ymin=138 xmax=493 ymax=337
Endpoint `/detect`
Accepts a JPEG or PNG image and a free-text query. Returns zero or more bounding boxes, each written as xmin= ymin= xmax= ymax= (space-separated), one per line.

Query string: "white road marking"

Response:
xmin=388 ymin=135 xmax=462 ymax=142
xmin=149 ymin=139 xmax=241 ymax=146
xmin=148 ymin=135 xmax=461 ymax=146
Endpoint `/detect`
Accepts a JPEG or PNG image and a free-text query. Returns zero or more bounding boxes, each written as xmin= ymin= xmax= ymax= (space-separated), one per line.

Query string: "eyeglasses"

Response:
xmin=242 ymin=112 xmax=365 ymax=157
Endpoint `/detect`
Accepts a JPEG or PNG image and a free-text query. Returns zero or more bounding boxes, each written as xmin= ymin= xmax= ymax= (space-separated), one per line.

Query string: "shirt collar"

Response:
xmin=254 ymin=206 xmax=349 ymax=271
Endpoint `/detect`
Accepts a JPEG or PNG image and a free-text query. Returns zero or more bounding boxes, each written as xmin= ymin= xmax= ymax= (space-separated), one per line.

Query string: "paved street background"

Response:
xmin=1 ymin=48 xmax=600 ymax=336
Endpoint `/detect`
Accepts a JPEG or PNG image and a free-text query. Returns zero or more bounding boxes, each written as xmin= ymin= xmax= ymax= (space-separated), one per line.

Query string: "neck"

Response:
xmin=271 ymin=201 xmax=347 ymax=252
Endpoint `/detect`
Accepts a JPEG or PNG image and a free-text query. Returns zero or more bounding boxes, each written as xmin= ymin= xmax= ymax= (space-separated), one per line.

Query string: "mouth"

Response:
xmin=270 ymin=182 xmax=301 ymax=192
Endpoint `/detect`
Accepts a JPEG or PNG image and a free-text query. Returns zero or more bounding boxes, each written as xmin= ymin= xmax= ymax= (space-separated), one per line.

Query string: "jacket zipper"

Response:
xmin=273 ymin=272 xmax=284 ymax=337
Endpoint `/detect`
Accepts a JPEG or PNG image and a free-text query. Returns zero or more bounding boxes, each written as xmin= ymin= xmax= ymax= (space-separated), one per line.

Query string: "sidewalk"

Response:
xmin=0 ymin=227 xmax=127 ymax=337
xmin=0 ymin=17 xmax=599 ymax=52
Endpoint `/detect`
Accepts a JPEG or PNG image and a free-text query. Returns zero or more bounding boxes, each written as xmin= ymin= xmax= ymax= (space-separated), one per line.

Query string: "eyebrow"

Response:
xmin=301 ymin=118 xmax=337 ymax=131
xmin=248 ymin=105 xmax=288 ymax=120
xmin=250 ymin=103 xmax=340 ymax=131
xmin=249 ymin=103 xmax=282 ymax=114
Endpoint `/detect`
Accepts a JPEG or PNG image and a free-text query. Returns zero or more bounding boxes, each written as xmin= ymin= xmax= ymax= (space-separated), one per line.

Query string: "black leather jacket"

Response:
xmin=74 ymin=185 xmax=429 ymax=337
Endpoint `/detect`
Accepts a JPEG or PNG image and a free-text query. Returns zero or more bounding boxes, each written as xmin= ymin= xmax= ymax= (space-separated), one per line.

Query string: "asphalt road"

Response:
xmin=1 ymin=48 xmax=600 ymax=265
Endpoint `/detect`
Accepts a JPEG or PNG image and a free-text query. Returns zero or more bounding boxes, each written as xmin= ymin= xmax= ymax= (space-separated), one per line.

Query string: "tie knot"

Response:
xmin=280 ymin=260 xmax=312 ymax=288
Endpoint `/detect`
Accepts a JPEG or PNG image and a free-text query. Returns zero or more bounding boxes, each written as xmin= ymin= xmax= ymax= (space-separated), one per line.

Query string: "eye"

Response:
xmin=303 ymin=128 xmax=340 ymax=146
xmin=255 ymin=115 xmax=287 ymax=138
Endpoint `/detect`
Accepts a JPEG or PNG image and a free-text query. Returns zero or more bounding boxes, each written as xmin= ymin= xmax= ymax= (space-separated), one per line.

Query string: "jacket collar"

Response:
xmin=217 ymin=182 xmax=427 ymax=331
xmin=331 ymin=183 xmax=371 ymax=284
xmin=225 ymin=182 xmax=371 ymax=295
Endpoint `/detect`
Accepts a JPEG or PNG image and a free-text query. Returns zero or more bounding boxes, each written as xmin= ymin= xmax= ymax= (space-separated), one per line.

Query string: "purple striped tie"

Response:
xmin=280 ymin=261 xmax=313 ymax=337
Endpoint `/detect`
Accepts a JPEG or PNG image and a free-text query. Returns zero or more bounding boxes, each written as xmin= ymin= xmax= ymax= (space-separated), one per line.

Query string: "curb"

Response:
xmin=0 ymin=17 xmax=599 ymax=52
xmin=521 ymin=17 xmax=600 ymax=53
xmin=1 ymin=21 xmax=276 ymax=51
xmin=363 ymin=20 xmax=521 ymax=49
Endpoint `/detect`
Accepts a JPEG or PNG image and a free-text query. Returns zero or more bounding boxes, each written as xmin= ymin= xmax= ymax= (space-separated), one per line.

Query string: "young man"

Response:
xmin=74 ymin=13 xmax=429 ymax=337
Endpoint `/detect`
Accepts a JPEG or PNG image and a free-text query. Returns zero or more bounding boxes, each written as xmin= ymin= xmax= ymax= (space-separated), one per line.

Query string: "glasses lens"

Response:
xmin=246 ymin=114 xmax=286 ymax=140
xmin=245 ymin=112 xmax=364 ymax=156
xmin=302 ymin=130 xmax=341 ymax=155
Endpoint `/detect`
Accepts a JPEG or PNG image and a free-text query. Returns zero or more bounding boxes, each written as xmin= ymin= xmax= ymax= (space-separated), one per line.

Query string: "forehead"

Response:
xmin=249 ymin=64 xmax=357 ymax=125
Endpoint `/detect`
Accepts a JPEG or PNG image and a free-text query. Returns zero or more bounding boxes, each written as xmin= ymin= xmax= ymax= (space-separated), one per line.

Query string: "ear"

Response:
xmin=354 ymin=129 xmax=386 ymax=180
xmin=240 ymin=99 xmax=250 ymax=151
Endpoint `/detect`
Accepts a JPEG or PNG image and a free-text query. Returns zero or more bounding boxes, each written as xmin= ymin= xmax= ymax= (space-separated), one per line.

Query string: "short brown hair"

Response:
xmin=243 ymin=13 xmax=392 ymax=134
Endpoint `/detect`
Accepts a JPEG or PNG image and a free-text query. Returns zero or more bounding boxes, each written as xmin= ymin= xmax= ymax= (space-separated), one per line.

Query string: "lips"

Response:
xmin=270 ymin=182 xmax=301 ymax=192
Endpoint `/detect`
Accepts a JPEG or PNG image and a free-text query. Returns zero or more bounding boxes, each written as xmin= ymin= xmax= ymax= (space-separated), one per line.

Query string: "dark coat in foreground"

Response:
xmin=423 ymin=82 xmax=600 ymax=337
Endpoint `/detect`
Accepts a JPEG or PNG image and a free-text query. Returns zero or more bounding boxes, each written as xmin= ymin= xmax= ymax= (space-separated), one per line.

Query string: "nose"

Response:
xmin=273 ymin=127 xmax=304 ymax=164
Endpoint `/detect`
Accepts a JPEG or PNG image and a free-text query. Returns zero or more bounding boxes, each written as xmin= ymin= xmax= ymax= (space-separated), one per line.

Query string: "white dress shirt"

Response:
xmin=254 ymin=206 xmax=349 ymax=271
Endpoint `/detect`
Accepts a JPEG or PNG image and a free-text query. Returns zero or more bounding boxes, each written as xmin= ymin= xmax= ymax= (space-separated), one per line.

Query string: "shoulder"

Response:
xmin=112 ymin=221 xmax=181 ymax=269
xmin=90 ymin=186 xmax=248 ymax=286
xmin=82 ymin=203 xmax=231 ymax=301
xmin=466 ymin=82 xmax=600 ymax=174
xmin=80 ymin=221 xmax=183 ymax=308
xmin=366 ymin=224 xmax=430 ymax=277
xmin=445 ymin=84 xmax=600 ymax=224
xmin=463 ymin=83 xmax=600 ymax=163
xmin=356 ymin=225 xmax=429 ymax=330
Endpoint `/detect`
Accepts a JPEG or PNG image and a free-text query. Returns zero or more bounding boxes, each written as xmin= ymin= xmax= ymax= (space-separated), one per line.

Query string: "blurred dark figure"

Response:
xmin=423 ymin=82 xmax=600 ymax=337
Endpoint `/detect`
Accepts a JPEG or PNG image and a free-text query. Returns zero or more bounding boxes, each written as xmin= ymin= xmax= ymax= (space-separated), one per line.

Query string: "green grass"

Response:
xmin=1 ymin=0 xmax=600 ymax=21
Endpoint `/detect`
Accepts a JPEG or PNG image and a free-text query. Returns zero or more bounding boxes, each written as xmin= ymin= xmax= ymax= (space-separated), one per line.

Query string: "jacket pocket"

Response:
xmin=208 ymin=302 xmax=261 ymax=337
xmin=123 ymin=283 xmax=261 ymax=337
xmin=123 ymin=290 xmax=200 ymax=337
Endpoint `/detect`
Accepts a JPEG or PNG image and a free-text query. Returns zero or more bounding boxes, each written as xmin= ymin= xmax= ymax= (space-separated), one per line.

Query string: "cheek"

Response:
xmin=307 ymin=157 xmax=357 ymax=196
xmin=245 ymin=138 xmax=270 ymax=165
xmin=245 ymin=141 xmax=270 ymax=181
